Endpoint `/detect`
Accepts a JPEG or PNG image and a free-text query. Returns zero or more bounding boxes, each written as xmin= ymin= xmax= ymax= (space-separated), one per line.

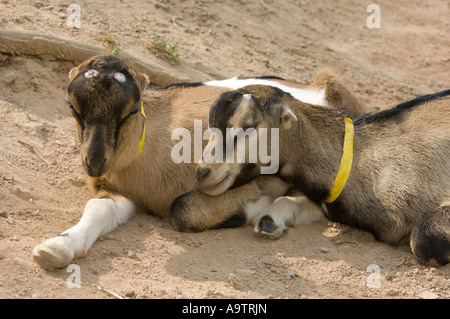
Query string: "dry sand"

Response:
xmin=0 ymin=0 xmax=449 ymax=299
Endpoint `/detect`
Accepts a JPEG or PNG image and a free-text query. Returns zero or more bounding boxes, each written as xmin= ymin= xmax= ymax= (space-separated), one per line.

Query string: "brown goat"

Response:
xmin=198 ymin=85 xmax=450 ymax=266
xmin=32 ymin=55 xmax=366 ymax=269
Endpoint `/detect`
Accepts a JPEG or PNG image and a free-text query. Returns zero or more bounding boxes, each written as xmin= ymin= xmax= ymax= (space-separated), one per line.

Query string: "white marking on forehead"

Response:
xmin=244 ymin=118 xmax=255 ymax=127
xmin=114 ymin=72 xmax=127 ymax=83
xmin=243 ymin=94 xmax=252 ymax=101
xmin=144 ymin=74 xmax=150 ymax=86
xmin=205 ymin=77 xmax=329 ymax=107
xmin=84 ymin=69 xmax=99 ymax=78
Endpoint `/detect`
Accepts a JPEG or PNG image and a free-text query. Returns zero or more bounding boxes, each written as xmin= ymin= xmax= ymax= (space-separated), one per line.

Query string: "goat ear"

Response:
xmin=280 ymin=106 xmax=297 ymax=129
xmin=68 ymin=66 xmax=80 ymax=81
xmin=68 ymin=57 xmax=93 ymax=81
xmin=127 ymin=67 xmax=150 ymax=93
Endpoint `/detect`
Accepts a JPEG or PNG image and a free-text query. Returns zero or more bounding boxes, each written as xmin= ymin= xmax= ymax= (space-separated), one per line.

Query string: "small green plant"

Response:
xmin=102 ymin=35 xmax=121 ymax=56
xmin=284 ymin=47 xmax=293 ymax=55
xmin=147 ymin=33 xmax=181 ymax=65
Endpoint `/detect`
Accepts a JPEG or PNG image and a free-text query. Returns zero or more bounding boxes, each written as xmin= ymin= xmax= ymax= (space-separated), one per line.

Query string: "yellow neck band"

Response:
xmin=324 ymin=118 xmax=354 ymax=203
xmin=137 ymin=100 xmax=146 ymax=156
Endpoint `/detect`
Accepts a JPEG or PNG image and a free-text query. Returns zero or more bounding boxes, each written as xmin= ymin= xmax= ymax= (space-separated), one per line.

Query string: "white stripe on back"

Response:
xmin=205 ymin=77 xmax=329 ymax=107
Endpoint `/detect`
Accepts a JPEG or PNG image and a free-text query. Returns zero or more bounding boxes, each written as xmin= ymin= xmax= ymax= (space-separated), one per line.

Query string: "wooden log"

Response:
xmin=0 ymin=30 xmax=182 ymax=85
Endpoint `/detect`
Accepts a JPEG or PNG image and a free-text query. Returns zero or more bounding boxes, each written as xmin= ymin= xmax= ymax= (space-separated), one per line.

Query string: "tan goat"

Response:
xmin=32 ymin=55 xmax=366 ymax=269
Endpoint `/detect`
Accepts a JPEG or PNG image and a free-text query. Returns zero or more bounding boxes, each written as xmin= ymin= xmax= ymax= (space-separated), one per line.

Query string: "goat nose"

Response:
xmin=85 ymin=155 xmax=107 ymax=169
xmin=196 ymin=166 xmax=211 ymax=183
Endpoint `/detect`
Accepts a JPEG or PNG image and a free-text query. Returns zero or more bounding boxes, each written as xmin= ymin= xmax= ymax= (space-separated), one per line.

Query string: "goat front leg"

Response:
xmin=247 ymin=195 xmax=324 ymax=239
xmin=33 ymin=196 xmax=135 ymax=270
xmin=170 ymin=179 xmax=264 ymax=232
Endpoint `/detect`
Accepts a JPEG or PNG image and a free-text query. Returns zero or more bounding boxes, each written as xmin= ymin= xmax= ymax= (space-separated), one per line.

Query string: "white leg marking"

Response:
xmin=33 ymin=197 xmax=135 ymax=270
xmin=268 ymin=195 xmax=324 ymax=227
xmin=247 ymin=195 xmax=324 ymax=239
xmin=245 ymin=195 xmax=274 ymax=224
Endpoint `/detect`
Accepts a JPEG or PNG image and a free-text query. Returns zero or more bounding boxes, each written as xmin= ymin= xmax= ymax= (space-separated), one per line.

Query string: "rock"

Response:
xmin=286 ymin=270 xmax=299 ymax=278
xmin=127 ymin=251 xmax=137 ymax=259
xmin=2 ymin=70 xmax=16 ymax=84
xmin=385 ymin=274 xmax=394 ymax=281
xmin=229 ymin=273 xmax=244 ymax=291
xmin=418 ymin=291 xmax=439 ymax=299
xmin=319 ymin=247 xmax=330 ymax=253
xmin=236 ymin=268 xmax=256 ymax=275
xmin=125 ymin=290 xmax=136 ymax=299
xmin=386 ymin=289 xmax=399 ymax=296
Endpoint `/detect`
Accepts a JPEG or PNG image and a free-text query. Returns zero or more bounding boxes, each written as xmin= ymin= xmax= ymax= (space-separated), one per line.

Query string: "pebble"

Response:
xmin=229 ymin=273 xmax=243 ymax=291
xmin=236 ymin=268 xmax=256 ymax=275
xmin=385 ymin=274 xmax=394 ymax=281
xmin=125 ymin=290 xmax=136 ymax=299
xmin=2 ymin=70 xmax=16 ymax=84
xmin=418 ymin=291 xmax=439 ymax=299
xmin=386 ymin=289 xmax=399 ymax=296
xmin=319 ymin=247 xmax=330 ymax=253
xmin=127 ymin=251 xmax=137 ymax=259
xmin=286 ymin=270 xmax=299 ymax=278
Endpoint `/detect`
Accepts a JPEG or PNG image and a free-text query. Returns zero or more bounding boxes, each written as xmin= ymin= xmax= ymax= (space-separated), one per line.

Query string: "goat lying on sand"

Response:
xmin=197 ymin=85 xmax=450 ymax=266
xmin=32 ymin=55 xmax=367 ymax=270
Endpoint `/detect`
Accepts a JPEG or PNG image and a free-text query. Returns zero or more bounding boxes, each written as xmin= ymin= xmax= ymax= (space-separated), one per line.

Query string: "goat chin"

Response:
xmin=196 ymin=173 xmax=234 ymax=196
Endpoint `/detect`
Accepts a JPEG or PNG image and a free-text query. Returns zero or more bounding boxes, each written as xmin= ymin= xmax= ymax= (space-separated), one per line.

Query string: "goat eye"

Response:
xmin=124 ymin=109 xmax=139 ymax=120
xmin=242 ymin=124 xmax=257 ymax=131
xmin=119 ymin=109 xmax=139 ymax=126
xmin=66 ymin=102 xmax=79 ymax=115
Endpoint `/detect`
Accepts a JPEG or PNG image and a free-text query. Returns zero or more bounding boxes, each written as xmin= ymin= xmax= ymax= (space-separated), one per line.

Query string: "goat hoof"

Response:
xmin=253 ymin=215 xmax=284 ymax=240
xmin=32 ymin=236 xmax=74 ymax=270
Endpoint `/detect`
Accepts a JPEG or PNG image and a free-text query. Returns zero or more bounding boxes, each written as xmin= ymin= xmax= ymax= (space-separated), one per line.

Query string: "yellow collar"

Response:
xmin=137 ymin=100 xmax=146 ymax=156
xmin=324 ymin=118 xmax=354 ymax=203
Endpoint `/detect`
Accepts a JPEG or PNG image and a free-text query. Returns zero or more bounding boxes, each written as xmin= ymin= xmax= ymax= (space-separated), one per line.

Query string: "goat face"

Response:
xmin=196 ymin=86 xmax=297 ymax=196
xmin=66 ymin=56 xmax=149 ymax=177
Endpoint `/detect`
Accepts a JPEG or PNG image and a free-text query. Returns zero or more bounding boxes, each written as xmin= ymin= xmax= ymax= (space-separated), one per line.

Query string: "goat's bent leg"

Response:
xmin=247 ymin=195 xmax=324 ymax=239
xmin=410 ymin=200 xmax=450 ymax=266
xmin=33 ymin=196 xmax=135 ymax=270
xmin=170 ymin=180 xmax=264 ymax=232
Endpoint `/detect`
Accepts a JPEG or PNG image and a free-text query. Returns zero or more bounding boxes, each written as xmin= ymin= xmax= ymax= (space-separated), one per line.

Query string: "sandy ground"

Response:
xmin=0 ymin=0 xmax=449 ymax=299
